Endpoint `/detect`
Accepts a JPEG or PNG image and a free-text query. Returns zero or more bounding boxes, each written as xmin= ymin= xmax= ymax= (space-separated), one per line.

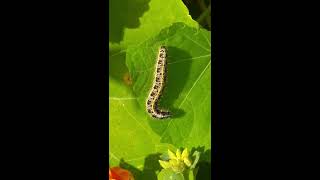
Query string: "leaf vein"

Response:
xmin=179 ymin=60 xmax=211 ymax=108
xmin=183 ymin=34 xmax=210 ymax=52
xmin=118 ymin=101 xmax=154 ymax=138
xmin=200 ymin=30 xmax=211 ymax=47
xmin=160 ymin=60 xmax=211 ymax=140
xmin=110 ymin=152 xmax=121 ymax=162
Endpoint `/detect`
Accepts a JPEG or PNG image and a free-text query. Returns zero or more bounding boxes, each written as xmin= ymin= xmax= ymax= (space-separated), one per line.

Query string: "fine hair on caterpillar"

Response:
xmin=146 ymin=46 xmax=171 ymax=119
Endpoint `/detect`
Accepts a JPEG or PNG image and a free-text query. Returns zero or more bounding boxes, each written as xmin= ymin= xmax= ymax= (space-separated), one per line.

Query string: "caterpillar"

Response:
xmin=146 ymin=46 xmax=171 ymax=119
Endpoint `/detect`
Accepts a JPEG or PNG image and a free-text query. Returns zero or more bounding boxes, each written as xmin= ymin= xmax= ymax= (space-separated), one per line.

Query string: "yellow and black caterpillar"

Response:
xmin=146 ymin=46 xmax=170 ymax=119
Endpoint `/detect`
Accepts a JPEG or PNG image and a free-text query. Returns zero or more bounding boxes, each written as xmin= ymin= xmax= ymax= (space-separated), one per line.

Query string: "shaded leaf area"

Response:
xmin=109 ymin=0 xmax=198 ymax=50
xmin=182 ymin=0 xmax=211 ymax=31
xmin=126 ymin=22 xmax=211 ymax=149
xmin=119 ymin=154 xmax=162 ymax=180
xmin=109 ymin=0 xmax=151 ymax=43
xmin=191 ymin=147 xmax=211 ymax=179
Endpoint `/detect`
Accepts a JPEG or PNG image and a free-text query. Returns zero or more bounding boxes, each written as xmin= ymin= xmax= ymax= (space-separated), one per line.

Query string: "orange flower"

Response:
xmin=109 ymin=167 xmax=134 ymax=180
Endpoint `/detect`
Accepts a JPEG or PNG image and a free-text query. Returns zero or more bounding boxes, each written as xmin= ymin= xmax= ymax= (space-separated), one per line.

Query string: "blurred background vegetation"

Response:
xmin=182 ymin=0 xmax=211 ymax=31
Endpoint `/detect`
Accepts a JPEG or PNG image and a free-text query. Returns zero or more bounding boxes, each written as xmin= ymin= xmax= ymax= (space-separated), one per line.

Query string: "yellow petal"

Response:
xmin=183 ymin=158 xmax=192 ymax=167
xmin=169 ymin=159 xmax=179 ymax=166
xmin=176 ymin=149 xmax=181 ymax=159
xmin=181 ymin=148 xmax=189 ymax=159
xmin=168 ymin=149 xmax=177 ymax=159
xmin=159 ymin=160 xmax=171 ymax=169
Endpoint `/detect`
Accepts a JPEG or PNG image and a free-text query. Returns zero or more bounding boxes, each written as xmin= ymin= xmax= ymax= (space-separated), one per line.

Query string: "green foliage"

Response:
xmin=126 ymin=22 xmax=211 ymax=149
xmin=109 ymin=0 xmax=212 ymax=179
xmin=109 ymin=0 xmax=198 ymax=46
xmin=158 ymin=169 xmax=184 ymax=180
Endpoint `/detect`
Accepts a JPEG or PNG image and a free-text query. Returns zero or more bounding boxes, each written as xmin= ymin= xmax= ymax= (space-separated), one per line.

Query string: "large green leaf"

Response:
xmin=126 ymin=22 xmax=211 ymax=149
xmin=109 ymin=22 xmax=211 ymax=179
xmin=109 ymin=0 xmax=198 ymax=47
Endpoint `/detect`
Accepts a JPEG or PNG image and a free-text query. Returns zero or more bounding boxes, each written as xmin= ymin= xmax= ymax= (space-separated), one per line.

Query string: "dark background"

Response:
xmin=1 ymin=0 xmax=318 ymax=179
xmin=2 ymin=0 xmax=107 ymax=179
xmin=214 ymin=0 xmax=319 ymax=179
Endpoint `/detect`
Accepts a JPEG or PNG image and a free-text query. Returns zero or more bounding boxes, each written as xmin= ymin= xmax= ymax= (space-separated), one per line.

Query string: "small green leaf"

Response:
xmin=190 ymin=151 xmax=201 ymax=169
xmin=187 ymin=169 xmax=195 ymax=180
xmin=158 ymin=169 xmax=185 ymax=180
xmin=160 ymin=153 xmax=170 ymax=161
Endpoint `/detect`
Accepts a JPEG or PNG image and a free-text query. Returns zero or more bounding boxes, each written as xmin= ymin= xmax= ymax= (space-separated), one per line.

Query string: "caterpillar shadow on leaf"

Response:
xmin=154 ymin=46 xmax=192 ymax=119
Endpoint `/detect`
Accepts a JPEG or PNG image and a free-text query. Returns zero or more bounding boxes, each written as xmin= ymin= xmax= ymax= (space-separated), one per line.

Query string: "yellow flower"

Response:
xmin=159 ymin=148 xmax=193 ymax=173
xmin=169 ymin=159 xmax=185 ymax=173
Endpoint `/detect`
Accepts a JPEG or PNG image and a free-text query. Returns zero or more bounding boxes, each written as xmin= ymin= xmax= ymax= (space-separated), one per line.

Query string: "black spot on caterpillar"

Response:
xmin=146 ymin=46 xmax=170 ymax=119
